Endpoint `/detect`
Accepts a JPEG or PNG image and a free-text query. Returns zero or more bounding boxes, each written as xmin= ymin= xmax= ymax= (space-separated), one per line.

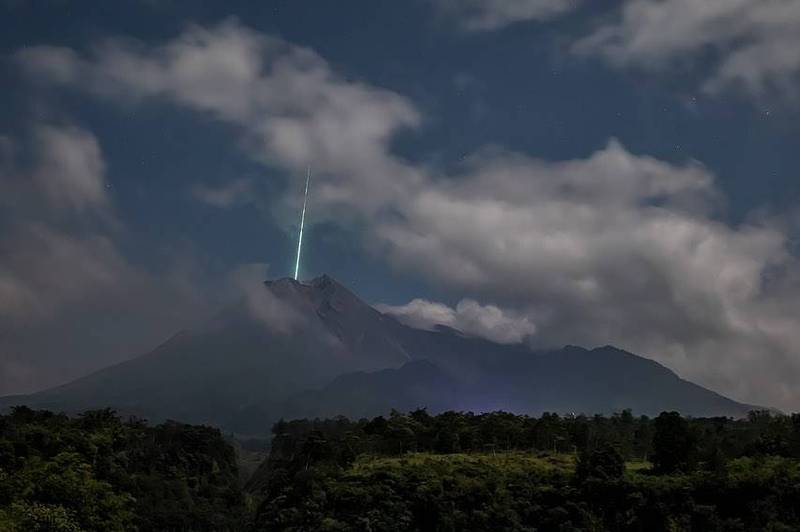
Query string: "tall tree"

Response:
xmin=652 ymin=411 xmax=695 ymax=473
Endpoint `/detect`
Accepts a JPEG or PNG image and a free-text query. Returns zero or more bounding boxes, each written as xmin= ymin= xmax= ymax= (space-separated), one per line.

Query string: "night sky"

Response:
xmin=2 ymin=0 xmax=800 ymax=410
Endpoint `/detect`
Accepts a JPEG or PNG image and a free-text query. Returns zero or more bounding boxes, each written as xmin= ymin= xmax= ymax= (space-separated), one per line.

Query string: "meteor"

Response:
xmin=293 ymin=166 xmax=311 ymax=281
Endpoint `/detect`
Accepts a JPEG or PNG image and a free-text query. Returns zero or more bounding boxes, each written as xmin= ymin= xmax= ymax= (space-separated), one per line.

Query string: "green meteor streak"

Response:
xmin=294 ymin=166 xmax=311 ymax=281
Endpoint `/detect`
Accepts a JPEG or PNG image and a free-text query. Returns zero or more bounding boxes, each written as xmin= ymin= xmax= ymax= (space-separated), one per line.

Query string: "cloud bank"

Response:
xmin=378 ymin=298 xmax=537 ymax=344
xmin=16 ymin=19 xmax=421 ymax=221
xmin=574 ymin=0 xmax=800 ymax=99
xmin=0 ymin=123 xmax=246 ymax=395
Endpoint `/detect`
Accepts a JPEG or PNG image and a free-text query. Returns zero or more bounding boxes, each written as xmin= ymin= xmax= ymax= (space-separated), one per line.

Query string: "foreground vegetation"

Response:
xmin=0 ymin=407 xmax=244 ymax=531
xmin=252 ymin=451 xmax=800 ymax=531
xmin=248 ymin=409 xmax=800 ymax=531
xmin=3 ymin=407 xmax=800 ymax=530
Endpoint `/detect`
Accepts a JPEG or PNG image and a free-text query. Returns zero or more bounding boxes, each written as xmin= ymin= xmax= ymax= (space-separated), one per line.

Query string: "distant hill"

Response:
xmin=0 ymin=275 xmax=753 ymax=435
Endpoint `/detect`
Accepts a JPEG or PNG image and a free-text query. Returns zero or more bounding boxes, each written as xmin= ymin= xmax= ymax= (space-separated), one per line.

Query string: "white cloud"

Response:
xmin=15 ymin=20 xmax=800 ymax=410
xmin=574 ymin=0 xmax=800 ymax=99
xmin=0 ymin=124 xmax=223 ymax=396
xmin=433 ymin=0 xmax=581 ymax=30
xmin=378 ymin=298 xmax=537 ymax=344
xmin=16 ymin=18 xmax=421 ymax=221
xmin=0 ymin=220 xmax=219 ymax=395
xmin=0 ymin=224 xmax=134 ymax=321
xmin=226 ymin=263 xmax=303 ymax=334
xmin=31 ymin=124 xmax=108 ymax=212
xmin=370 ymin=141 xmax=800 ymax=408
xmin=0 ymin=124 xmax=108 ymax=215
xmin=0 ymin=124 xmax=121 ymax=322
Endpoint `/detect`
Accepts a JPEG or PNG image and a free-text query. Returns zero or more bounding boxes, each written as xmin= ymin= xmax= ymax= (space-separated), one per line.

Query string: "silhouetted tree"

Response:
xmin=576 ymin=442 xmax=624 ymax=482
xmin=652 ymin=411 xmax=695 ymax=473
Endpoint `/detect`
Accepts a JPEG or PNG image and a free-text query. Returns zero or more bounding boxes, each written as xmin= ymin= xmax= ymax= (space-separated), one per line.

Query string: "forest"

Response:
xmin=0 ymin=407 xmax=245 ymax=531
xmin=3 ymin=407 xmax=800 ymax=531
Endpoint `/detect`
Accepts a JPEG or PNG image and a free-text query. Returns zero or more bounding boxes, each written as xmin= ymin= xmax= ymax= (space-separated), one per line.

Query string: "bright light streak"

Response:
xmin=293 ymin=166 xmax=311 ymax=281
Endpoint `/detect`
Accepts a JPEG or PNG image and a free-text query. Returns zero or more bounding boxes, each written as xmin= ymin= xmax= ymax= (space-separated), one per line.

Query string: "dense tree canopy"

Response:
xmin=248 ymin=409 xmax=800 ymax=531
xmin=0 ymin=407 xmax=244 ymax=531
xmin=4 ymin=407 xmax=800 ymax=530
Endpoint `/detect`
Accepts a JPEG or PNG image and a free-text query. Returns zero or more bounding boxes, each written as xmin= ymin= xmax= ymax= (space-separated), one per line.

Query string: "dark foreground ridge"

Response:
xmin=0 ymin=275 xmax=753 ymax=435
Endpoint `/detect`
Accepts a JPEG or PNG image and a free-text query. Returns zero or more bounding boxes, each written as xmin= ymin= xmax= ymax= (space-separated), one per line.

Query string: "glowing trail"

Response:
xmin=293 ymin=166 xmax=311 ymax=280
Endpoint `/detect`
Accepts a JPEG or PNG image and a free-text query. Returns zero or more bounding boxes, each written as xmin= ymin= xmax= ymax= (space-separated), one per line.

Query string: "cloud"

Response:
xmin=433 ymin=0 xmax=581 ymax=30
xmin=0 ymin=232 xmax=222 ymax=395
xmin=574 ymin=0 xmax=800 ymax=99
xmin=0 ymin=224 xmax=135 ymax=321
xmin=370 ymin=141 xmax=800 ymax=408
xmin=191 ymin=177 xmax=253 ymax=208
xmin=226 ymin=263 xmax=303 ymax=334
xmin=378 ymin=298 xmax=537 ymax=344
xmin=0 ymin=124 xmax=108 ymax=216
xmin=374 ymin=141 xmax=799 ymax=409
xmin=15 ymin=20 xmax=800 ymax=410
xmin=0 ymin=124 xmax=222 ymax=396
xmin=16 ymin=18 xmax=422 ymax=221
xmin=0 ymin=219 xmax=218 ymax=382
xmin=0 ymin=124 xmax=120 ymax=323
xmin=31 ymin=124 xmax=109 ymax=212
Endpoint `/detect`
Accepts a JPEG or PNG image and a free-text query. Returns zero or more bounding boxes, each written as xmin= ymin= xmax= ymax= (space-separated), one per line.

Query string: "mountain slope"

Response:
xmin=281 ymin=345 xmax=749 ymax=421
xmin=0 ymin=275 xmax=753 ymax=434
xmin=2 ymin=276 xmax=415 ymax=432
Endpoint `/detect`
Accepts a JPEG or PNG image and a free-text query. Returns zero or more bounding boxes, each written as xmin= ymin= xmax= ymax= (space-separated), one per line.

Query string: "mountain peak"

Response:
xmin=263 ymin=274 xmax=342 ymax=291
xmin=261 ymin=274 xmax=366 ymax=316
xmin=263 ymin=276 xmax=302 ymax=288
xmin=308 ymin=274 xmax=368 ymax=316
xmin=310 ymin=273 xmax=342 ymax=291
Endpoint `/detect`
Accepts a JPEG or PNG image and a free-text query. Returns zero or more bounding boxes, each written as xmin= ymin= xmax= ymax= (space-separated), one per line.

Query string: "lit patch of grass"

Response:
xmin=349 ymin=451 xmax=577 ymax=478
xmin=350 ymin=451 xmax=657 ymax=481
xmin=624 ymin=459 xmax=652 ymax=474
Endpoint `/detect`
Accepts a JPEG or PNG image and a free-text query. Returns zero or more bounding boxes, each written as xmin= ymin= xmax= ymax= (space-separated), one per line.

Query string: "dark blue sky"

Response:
xmin=2 ymin=0 xmax=799 ymax=409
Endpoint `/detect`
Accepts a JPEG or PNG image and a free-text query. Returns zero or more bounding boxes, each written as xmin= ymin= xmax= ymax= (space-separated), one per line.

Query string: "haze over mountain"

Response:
xmin=0 ymin=275 xmax=752 ymax=435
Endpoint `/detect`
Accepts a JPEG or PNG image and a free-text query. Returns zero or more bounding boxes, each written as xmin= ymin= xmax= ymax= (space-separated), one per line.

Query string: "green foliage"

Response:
xmin=4 ymin=407 xmax=800 ymax=531
xmin=0 ymin=407 xmax=244 ymax=531
xmin=247 ymin=408 xmax=800 ymax=531
xmin=575 ymin=442 xmax=624 ymax=482
xmin=6 ymin=502 xmax=83 ymax=532
xmin=249 ymin=448 xmax=800 ymax=531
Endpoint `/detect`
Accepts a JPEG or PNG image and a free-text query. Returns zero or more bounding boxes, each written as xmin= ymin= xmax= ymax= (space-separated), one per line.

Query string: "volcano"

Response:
xmin=1 ymin=275 xmax=753 ymax=435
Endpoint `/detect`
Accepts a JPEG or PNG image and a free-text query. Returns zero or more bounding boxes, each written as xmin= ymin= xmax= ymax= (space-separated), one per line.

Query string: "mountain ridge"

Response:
xmin=0 ymin=274 xmax=755 ymax=434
